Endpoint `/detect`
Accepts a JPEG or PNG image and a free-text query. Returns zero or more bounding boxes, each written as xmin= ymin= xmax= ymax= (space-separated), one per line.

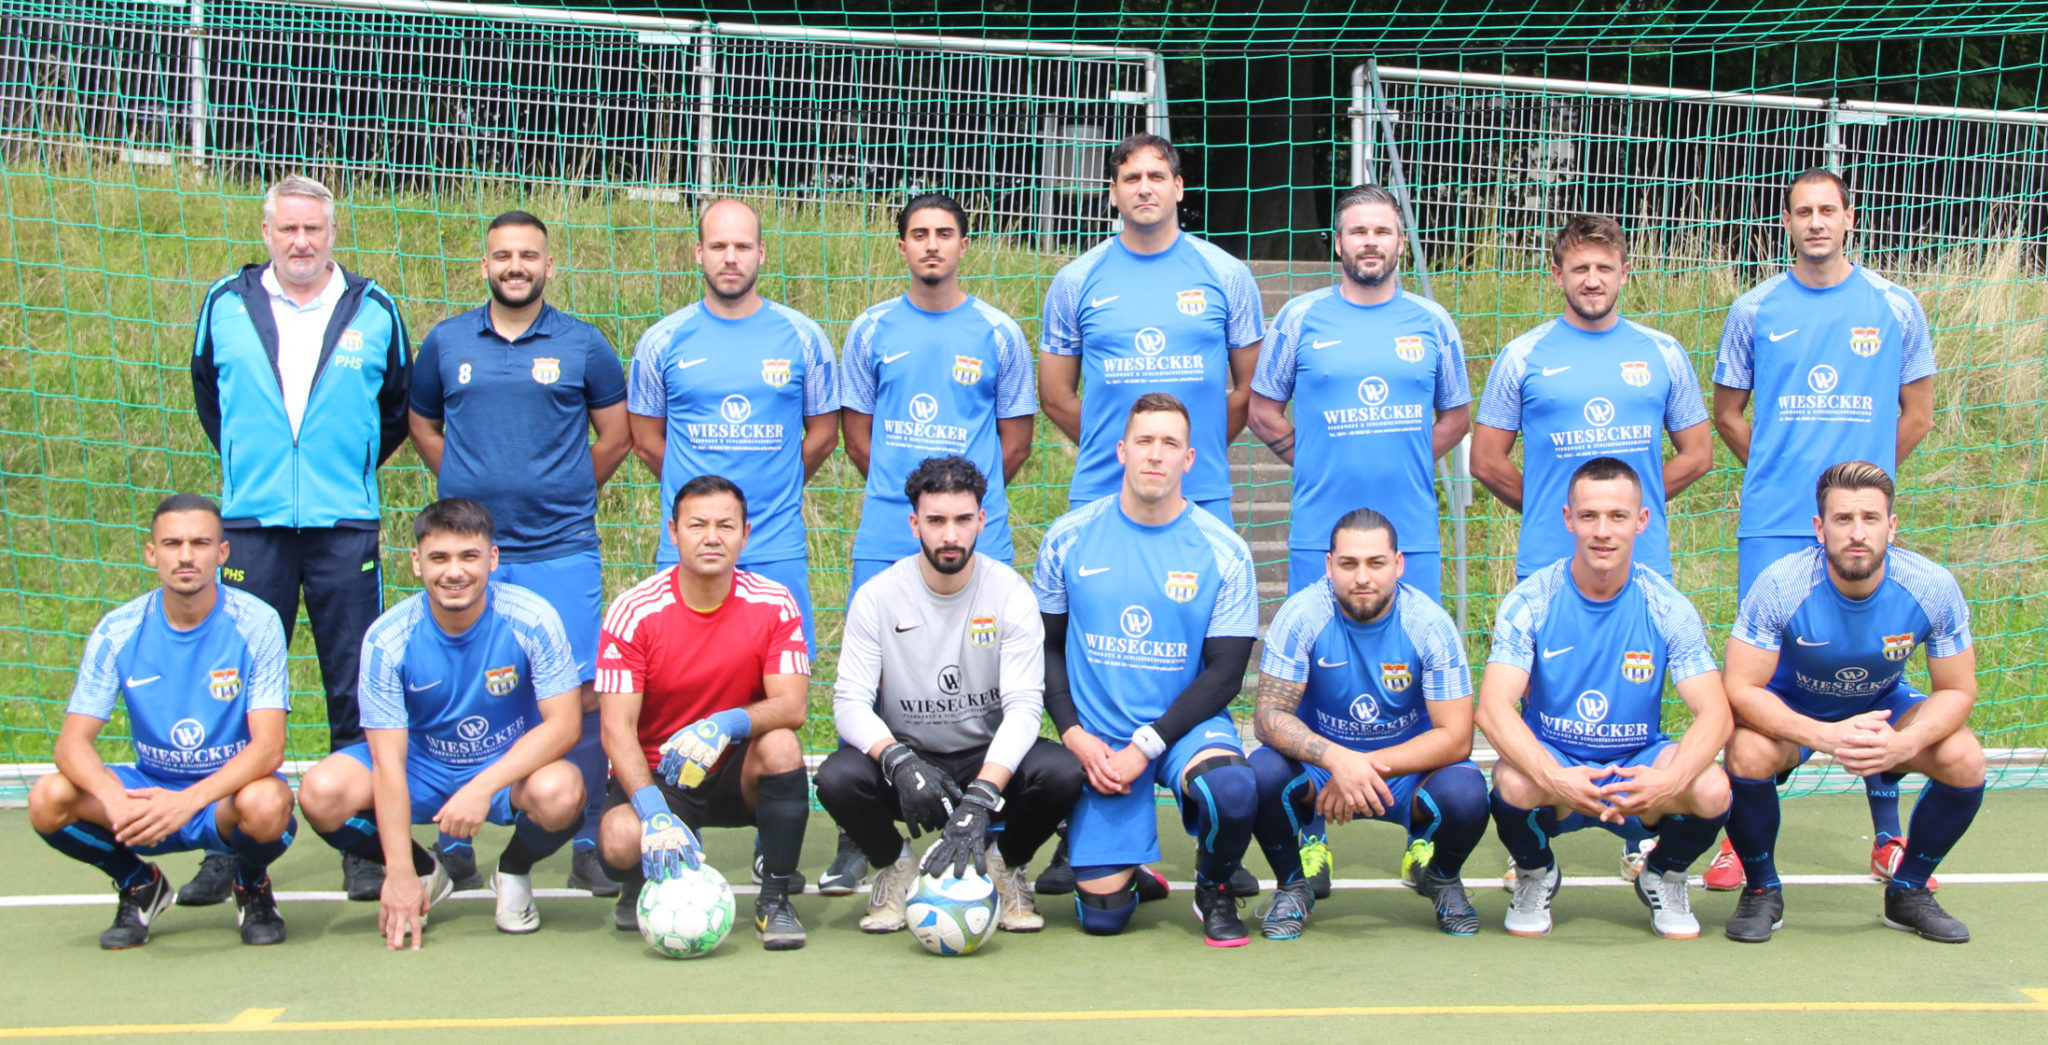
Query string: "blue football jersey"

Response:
xmin=840 ymin=294 xmax=1037 ymax=562
xmin=1714 ymin=266 xmax=1936 ymax=538
xmin=1475 ymin=318 xmax=1708 ymax=577
xmin=627 ymin=299 xmax=838 ymax=565
xmin=1488 ymin=561 xmax=1717 ymax=760
xmin=1260 ymin=578 xmax=1472 ymax=752
xmin=68 ymin=587 xmax=289 ymax=780
xmin=1251 ymin=286 xmax=1470 ymax=554
xmin=1040 ymin=233 xmax=1264 ymax=504
xmin=1032 ymin=496 xmax=1258 ymax=744
xmin=1731 ymin=544 xmax=1971 ymax=720
xmin=357 ymin=583 xmax=580 ymax=767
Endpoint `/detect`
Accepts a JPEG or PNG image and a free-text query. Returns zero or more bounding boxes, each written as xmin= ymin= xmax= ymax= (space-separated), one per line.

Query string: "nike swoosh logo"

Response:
xmin=407 ymin=680 xmax=444 ymax=692
xmin=893 ymin=623 xmax=920 ymax=633
xmin=1542 ymin=646 xmax=1573 ymax=659
xmin=1541 ymin=366 xmax=1572 ymax=377
xmin=1077 ymin=566 xmax=1111 ymax=577
xmin=125 ymin=675 xmax=162 ymax=687
xmin=1089 ymin=296 xmax=1120 ymax=309
xmin=1794 ymin=636 xmax=1828 ymax=647
xmin=880 ymin=351 xmax=911 ymax=364
xmin=1202 ymin=731 xmax=1234 ymax=740
xmin=1768 ymin=329 xmax=1799 ymax=342
xmin=675 ymin=358 xmax=708 ymax=370
xmin=1311 ymin=339 xmax=1342 ymax=350
xmin=1315 ymin=657 xmax=1347 ymax=669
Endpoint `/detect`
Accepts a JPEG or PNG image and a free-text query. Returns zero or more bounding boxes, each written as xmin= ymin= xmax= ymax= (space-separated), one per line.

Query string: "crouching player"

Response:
xmin=1033 ymin=393 xmax=1262 ymax=946
xmin=297 ymin=499 xmax=586 ymax=948
xmin=1477 ymin=457 xmax=1732 ymax=939
xmin=30 ymin=494 xmax=294 ymax=948
xmin=595 ymin=475 xmax=813 ymax=950
xmin=1722 ymin=461 xmax=1983 ymax=944
xmin=1250 ymin=506 xmax=1485 ymax=939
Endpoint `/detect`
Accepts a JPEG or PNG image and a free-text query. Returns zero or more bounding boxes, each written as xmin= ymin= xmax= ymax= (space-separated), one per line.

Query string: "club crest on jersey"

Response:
xmin=1622 ymin=650 xmax=1655 ymax=684
xmin=170 ymin=718 xmax=207 ymax=751
xmin=1621 ymin=360 xmax=1651 ymax=387
xmin=953 ymin=355 xmax=983 ymax=385
xmin=968 ymin=615 xmax=998 ymax=648
xmin=1176 ymin=289 xmax=1207 ymax=315
xmin=1576 ymin=690 xmax=1609 ymax=722
xmin=1381 ymin=662 xmax=1413 ymax=692
xmin=761 ymin=358 xmax=792 ymax=387
xmin=1393 ymin=336 xmax=1425 ymax=363
xmin=338 ymin=329 xmax=364 ymax=354
xmin=531 ymin=357 xmax=561 ymax=384
xmin=1882 ymin=633 xmax=1916 ymax=661
xmin=1850 ymin=327 xmax=1881 ymax=357
xmin=1163 ymin=570 xmax=1199 ymax=603
xmin=208 ymin=668 xmax=241 ymax=702
xmin=485 ymin=665 xmax=519 ymax=696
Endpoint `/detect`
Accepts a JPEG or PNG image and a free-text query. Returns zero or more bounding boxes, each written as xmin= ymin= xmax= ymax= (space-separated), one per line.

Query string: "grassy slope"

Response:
xmin=1 ymin=161 xmax=2043 ymax=764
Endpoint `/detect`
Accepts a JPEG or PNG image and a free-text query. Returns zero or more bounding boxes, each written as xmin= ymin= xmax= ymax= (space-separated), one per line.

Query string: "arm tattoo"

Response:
xmin=1261 ymin=431 xmax=1294 ymax=458
xmin=1254 ymin=673 xmax=1329 ymax=765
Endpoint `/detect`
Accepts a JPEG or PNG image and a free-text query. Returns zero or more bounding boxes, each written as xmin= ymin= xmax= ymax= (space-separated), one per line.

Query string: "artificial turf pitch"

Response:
xmin=2 ymin=790 xmax=2045 ymax=1042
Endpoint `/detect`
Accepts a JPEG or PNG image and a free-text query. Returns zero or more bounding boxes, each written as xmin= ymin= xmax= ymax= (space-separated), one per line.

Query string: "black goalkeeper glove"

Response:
xmin=880 ymin=743 xmax=963 ymax=838
xmin=923 ymin=779 xmax=1003 ymax=878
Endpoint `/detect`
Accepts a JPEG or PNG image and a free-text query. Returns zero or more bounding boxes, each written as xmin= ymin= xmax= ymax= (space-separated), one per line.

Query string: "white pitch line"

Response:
xmin=3 ymin=873 xmax=2045 ymax=908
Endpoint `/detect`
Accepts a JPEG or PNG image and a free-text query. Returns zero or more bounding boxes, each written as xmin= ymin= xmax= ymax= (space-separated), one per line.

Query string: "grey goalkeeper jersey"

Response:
xmin=834 ymin=553 xmax=1046 ymax=771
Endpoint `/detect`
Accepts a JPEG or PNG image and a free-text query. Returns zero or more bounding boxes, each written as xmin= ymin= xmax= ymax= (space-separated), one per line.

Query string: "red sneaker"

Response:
xmin=1871 ymin=838 xmax=1939 ymax=891
xmin=1703 ymin=838 xmax=1743 ymax=891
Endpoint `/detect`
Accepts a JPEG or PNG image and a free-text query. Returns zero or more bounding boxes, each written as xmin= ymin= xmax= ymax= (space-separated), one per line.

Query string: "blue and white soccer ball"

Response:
xmin=905 ymin=871 xmax=998 ymax=956
xmin=637 ymin=864 xmax=735 ymax=959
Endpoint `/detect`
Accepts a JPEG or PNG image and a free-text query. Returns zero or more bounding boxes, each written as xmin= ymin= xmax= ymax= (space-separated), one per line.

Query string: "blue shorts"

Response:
xmin=1738 ymin=535 xmax=1820 ymax=599
xmin=1791 ymin=681 xmax=1929 ymax=768
xmin=336 ymin=742 xmax=518 ymax=827
xmin=1295 ymin=758 xmax=1480 ymax=828
xmin=1533 ymin=738 xmax=1677 ymax=843
xmin=741 ymin=556 xmax=815 ymax=657
xmin=107 ymin=765 xmax=241 ymax=856
xmin=1068 ymin=715 xmax=1243 ymax=869
xmin=1287 ymin=548 xmax=1442 ymax=603
xmin=495 ymin=549 xmax=601 ymax=685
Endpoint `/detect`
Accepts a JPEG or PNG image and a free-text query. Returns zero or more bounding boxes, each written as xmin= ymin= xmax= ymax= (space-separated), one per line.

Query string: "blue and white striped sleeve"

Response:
xmin=1895 ymin=552 xmax=1973 ymax=659
xmin=1257 ymin=588 xmax=1323 ymax=683
xmin=65 ymin=602 xmax=142 ymax=721
xmin=1886 ymin=278 xmax=1937 ymax=385
xmin=794 ymin=312 xmax=839 ymax=417
xmin=1215 ymin=251 xmax=1266 ymax=349
xmin=224 ymin=589 xmax=290 ymax=712
xmin=356 ymin=609 xmax=413 ymax=731
xmin=1645 ymin=574 xmax=1718 ymax=682
xmin=625 ymin=312 xmax=678 ymax=417
xmin=1655 ymin=329 xmax=1709 ymax=431
xmin=501 ymin=585 xmax=581 ymax=699
xmin=1248 ymin=294 xmax=1306 ymax=402
xmin=1031 ymin=517 xmax=1074 ymax=613
xmin=1486 ymin=573 xmax=1547 ymax=670
xmin=1039 ymin=260 xmax=1087 ymax=356
xmin=989 ymin=309 xmax=1039 ymax=418
xmin=1713 ymin=282 xmax=1766 ymax=390
xmin=1730 ymin=550 xmax=1812 ymax=652
xmin=1200 ymin=520 xmax=1260 ymax=639
xmin=1474 ymin=331 xmax=1536 ymax=432
xmin=838 ymin=308 xmax=880 ymax=413
xmin=1405 ymin=597 xmax=1474 ymax=702
xmin=1429 ymin=300 xmax=1474 ymax=410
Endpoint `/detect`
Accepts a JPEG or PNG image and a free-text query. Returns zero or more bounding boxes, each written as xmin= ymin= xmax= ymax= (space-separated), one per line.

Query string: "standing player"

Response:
xmin=1720 ymin=462 xmax=1981 ymax=944
xmin=296 ymin=499 xmax=586 ymax=948
xmin=1247 ymin=184 xmax=1472 ymax=600
xmin=1033 ymin=393 xmax=1262 ymax=946
xmin=1477 ymin=457 xmax=1732 ymax=939
xmin=1248 ymin=507 xmax=1486 ymax=940
xmin=628 ymin=199 xmax=839 ymax=654
xmin=29 ymin=495 xmax=293 ymax=948
xmin=409 ymin=211 xmax=632 ymax=896
xmin=594 ymin=475 xmax=813 ymax=950
xmin=189 ymin=174 xmax=411 ymax=904
xmin=1470 ymin=215 xmax=1713 ymax=581
xmin=1039 ymin=134 xmax=1265 ymax=522
xmin=819 ymin=456 xmax=1083 ymax=933
xmin=1712 ymin=169 xmax=1938 ymax=886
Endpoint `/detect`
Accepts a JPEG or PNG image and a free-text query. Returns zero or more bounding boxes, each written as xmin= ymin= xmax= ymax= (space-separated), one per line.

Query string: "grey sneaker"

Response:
xmin=176 ymin=852 xmax=235 ymax=907
xmin=1725 ymin=885 xmax=1785 ymax=943
xmin=817 ymin=831 xmax=867 ymax=896
xmin=1883 ymin=886 xmax=1968 ymax=943
xmin=860 ymin=854 xmax=916 ymax=933
xmin=988 ymin=849 xmax=1042 ymax=932
xmin=1504 ymin=860 xmax=1560 ymax=937
xmin=754 ymin=889 xmax=807 ymax=951
xmin=433 ymin=840 xmax=484 ymax=891
xmin=342 ymin=853 xmax=385 ymax=901
xmin=1421 ymin=870 xmax=1480 ymax=936
xmin=1634 ymin=868 xmax=1700 ymax=939
xmin=566 ymin=847 xmax=620 ymax=897
xmin=1258 ymin=879 xmax=1315 ymax=940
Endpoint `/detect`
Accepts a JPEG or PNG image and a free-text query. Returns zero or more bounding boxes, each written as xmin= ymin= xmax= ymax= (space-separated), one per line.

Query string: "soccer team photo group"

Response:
xmin=28 ymin=127 xmax=1993 ymax=969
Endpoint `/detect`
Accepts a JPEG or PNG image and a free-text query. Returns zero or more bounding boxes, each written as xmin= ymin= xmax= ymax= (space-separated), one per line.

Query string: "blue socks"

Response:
xmin=1184 ymin=761 xmax=1256 ymax=887
xmin=1645 ymin=808 xmax=1729 ymax=876
xmin=228 ymin=818 xmax=295 ymax=887
xmin=1412 ymin=766 xmax=1489 ymax=877
xmin=1865 ymin=773 xmax=1904 ymax=844
xmin=1488 ymin=789 xmax=1558 ymax=871
xmin=1892 ymin=780 xmax=1983 ymax=892
xmin=1726 ymin=774 xmax=1782 ymax=889
xmin=497 ymin=812 xmax=578 ymax=876
xmin=39 ymin=821 xmax=148 ymax=889
xmin=316 ymin=812 xmax=434 ymax=875
xmin=1248 ymin=748 xmax=1310 ymax=884
xmin=569 ymin=707 xmax=607 ymax=854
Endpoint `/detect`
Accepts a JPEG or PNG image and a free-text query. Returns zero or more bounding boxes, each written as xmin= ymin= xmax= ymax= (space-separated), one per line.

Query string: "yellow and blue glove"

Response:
xmin=657 ymin=708 xmax=752 ymax=789
xmin=632 ymin=785 xmax=703 ymax=880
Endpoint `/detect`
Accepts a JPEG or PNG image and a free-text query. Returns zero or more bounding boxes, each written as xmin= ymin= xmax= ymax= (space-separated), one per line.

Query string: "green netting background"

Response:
xmin=2 ymin=1 xmax=2045 ymax=795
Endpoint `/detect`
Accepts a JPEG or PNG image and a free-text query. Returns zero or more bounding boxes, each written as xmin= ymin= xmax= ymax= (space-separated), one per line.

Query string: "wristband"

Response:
xmin=631 ymin=785 xmax=669 ymax=822
xmin=1130 ymin=725 xmax=1167 ymax=760
xmin=707 ymin=707 xmax=753 ymax=740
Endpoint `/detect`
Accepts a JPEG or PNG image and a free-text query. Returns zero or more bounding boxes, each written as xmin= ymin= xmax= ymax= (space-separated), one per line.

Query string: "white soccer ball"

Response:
xmin=905 ymin=871 xmax=998 ymax=957
xmin=637 ymin=864 xmax=735 ymax=959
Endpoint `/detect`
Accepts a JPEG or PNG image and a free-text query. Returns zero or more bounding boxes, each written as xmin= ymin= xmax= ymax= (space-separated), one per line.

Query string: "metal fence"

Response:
xmin=1351 ymin=61 xmax=2048 ymax=270
xmin=1 ymin=0 xmax=1166 ymax=243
